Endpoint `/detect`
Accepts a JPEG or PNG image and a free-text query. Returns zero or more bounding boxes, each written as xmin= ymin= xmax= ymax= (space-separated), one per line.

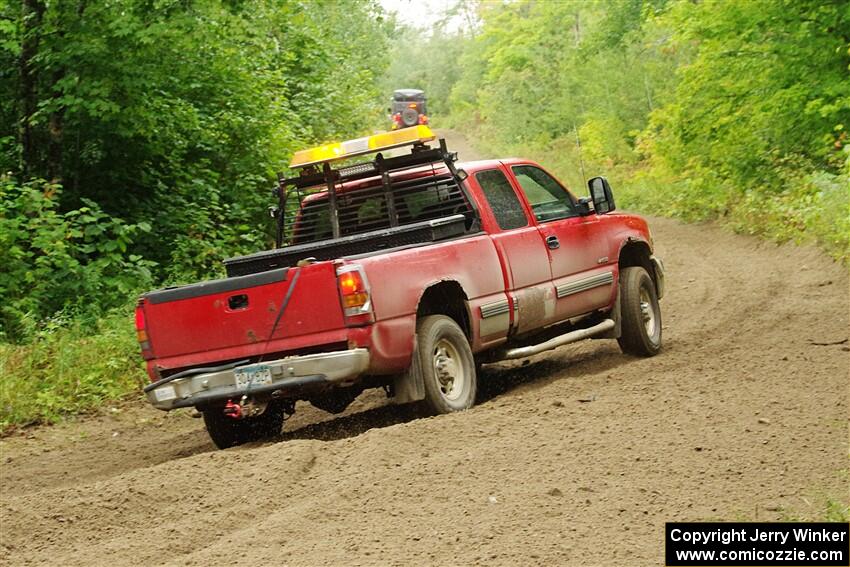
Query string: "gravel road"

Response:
xmin=1 ymin=130 xmax=847 ymax=567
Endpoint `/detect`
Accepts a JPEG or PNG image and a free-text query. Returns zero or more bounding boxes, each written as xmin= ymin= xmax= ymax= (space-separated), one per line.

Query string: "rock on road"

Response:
xmin=1 ymin=130 xmax=847 ymax=567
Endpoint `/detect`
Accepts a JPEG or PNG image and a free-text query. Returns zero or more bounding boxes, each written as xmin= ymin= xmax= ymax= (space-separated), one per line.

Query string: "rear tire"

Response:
xmin=415 ymin=315 xmax=477 ymax=414
xmin=202 ymin=402 xmax=285 ymax=449
xmin=617 ymin=266 xmax=662 ymax=357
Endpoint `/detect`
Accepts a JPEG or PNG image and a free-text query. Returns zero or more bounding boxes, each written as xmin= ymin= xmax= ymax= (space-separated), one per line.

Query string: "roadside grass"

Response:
xmin=823 ymin=500 xmax=850 ymax=522
xmin=0 ymin=307 xmax=147 ymax=433
xmin=778 ymin=470 xmax=850 ymax=522
xmin=615 ymin=168 xmax=850 ymax=264
xmin=782 ymin=498 xmax=850 ymax=523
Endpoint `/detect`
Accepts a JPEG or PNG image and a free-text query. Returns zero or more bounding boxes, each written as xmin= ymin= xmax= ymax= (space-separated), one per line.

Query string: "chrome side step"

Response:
xmin=497 ymin=319 xmax=616 ymax=360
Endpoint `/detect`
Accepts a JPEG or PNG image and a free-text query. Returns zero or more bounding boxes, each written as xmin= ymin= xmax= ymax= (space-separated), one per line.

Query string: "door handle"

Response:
xmin=546 ymin=235 xmax=560 ymax=250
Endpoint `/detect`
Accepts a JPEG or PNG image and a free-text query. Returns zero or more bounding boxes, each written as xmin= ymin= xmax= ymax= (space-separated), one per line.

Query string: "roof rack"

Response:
xmin=272 ymin=130 xmax=472 ymax=248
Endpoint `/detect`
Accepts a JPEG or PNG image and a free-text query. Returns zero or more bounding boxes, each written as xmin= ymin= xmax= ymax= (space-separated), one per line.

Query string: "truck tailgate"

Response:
xmin=141 ymin=262 xmax=345 ymax=362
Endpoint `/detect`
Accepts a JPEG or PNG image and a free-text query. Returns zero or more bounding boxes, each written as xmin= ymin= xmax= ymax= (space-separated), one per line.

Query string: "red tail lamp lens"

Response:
xmin=338 ymin=268 xmax=370 ymax=311
xmin=135 ymin=305 xmax=149 ymax=342
xmin=339 ymin=272 xmax=362 ymax=294
xmin=134 ymin=306 xmax=146 ymax=330
xmin=135 ymin=303 xmax=152 ymax=353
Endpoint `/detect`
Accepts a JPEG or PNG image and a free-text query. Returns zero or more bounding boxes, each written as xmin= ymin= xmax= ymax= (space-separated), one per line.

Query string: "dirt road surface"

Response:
xmin=1 ymin=131 xmax=848 ymax=567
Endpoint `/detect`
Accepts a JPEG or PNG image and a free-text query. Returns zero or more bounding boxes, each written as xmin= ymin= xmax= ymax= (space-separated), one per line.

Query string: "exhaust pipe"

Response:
xmin=497 ymin=319 xmax=615 ymax=360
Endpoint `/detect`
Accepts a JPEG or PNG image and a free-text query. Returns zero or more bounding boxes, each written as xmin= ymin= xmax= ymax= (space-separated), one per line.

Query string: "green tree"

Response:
xmin=406 ymin=0 xmax=848 ymax=258
xmin=0 ymin=0 xmax=392 ymax=339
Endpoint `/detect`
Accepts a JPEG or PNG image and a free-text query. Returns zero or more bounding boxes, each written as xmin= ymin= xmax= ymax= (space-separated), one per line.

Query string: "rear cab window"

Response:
xmin=290 ymin=171 xmax=473 ymax=245
xmin=474 ymin=168 xmax=529 ymax=231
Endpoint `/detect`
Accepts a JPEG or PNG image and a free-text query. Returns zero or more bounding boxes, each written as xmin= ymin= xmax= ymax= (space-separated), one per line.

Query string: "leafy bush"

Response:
xmin=0 ymin=179 xmax=155 ymax=341
xmin=615 ymin=149 xmax=850 ymax=262
xmin=0 ymin=0 xmax=395 ymax=426
xmin=0 ymin=307 xmax=145 ymax=430
xmin=2 ymin=0 xmax=392 ymax=285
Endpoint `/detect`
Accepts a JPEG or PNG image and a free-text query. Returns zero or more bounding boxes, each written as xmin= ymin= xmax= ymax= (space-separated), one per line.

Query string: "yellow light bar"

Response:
xmin=289 ymin=125 xmax=436 ymax=168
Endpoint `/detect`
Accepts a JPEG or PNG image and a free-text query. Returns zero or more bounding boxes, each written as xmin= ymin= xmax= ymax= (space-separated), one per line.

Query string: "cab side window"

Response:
xmin=511 ymin=165 xmax=578 ymax=222
xmin=475 ymin=168 xmax=529 ymax=230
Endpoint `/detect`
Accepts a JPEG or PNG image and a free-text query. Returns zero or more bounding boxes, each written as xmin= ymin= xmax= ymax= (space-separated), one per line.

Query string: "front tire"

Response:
xmin=415 ymin=315 xmax=477 ymax=414
xmin=202 ymin=403 xmax=285 ymax=449
xmin=617 ymin=266 xmax=662 ymax=357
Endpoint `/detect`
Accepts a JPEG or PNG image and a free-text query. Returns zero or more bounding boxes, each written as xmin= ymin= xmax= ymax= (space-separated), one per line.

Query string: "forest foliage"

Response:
xmin=1 ymin=0 xmax=391 ymax=342
xmin=0 ymin=0 xmax=392 ymax=427
xmin=385 ymin=0 xmax=849 ymax=259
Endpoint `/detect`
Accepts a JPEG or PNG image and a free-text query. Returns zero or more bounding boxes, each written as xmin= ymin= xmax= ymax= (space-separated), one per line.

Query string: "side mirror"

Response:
xmin=588 ymin=176 xmax=615 ymax=214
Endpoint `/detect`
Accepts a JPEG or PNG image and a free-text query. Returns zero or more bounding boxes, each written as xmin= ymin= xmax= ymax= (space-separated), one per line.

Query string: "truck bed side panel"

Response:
xmin=362 ymin=235 xmax=505 ymax=320
xmin=357 ymin=235 xmax=507 ymax=369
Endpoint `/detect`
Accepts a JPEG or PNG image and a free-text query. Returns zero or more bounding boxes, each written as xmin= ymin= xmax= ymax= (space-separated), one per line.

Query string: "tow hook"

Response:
xmin=223 ymin=399 xmax=243 ymax=419
xmin=224 ymin=396 xmax=267 ymax=419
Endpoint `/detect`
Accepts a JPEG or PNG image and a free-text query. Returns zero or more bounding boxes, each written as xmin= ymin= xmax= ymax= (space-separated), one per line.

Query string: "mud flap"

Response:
xmin=392 ymin=335 xmax=425 ymax=404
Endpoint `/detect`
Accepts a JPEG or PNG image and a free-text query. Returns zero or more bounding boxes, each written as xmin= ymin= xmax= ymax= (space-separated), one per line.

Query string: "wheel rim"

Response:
xmin=639 ymin=287 xmax=658 ymax=340
xmin=432 ymin=338 xmax=466 ymax=401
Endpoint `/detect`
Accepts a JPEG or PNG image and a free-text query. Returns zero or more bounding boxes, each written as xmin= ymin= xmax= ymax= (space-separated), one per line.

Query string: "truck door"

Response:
xmin=472 ymin=167 xmax=553 ymax=337
xmin=509 ymin=164 xmax=614 ymax=321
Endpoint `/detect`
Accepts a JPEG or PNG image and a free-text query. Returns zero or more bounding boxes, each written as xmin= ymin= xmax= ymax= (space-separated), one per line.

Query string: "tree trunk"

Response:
xmin=19 ymin=0 xmax=45 ymax=178
xmin=47 ymin=67 xmax=64 ymax=184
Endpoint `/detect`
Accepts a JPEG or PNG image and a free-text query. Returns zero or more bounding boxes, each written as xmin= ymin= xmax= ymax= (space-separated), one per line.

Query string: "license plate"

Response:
xmin=234 ymin=364 xmax=272 ymax=390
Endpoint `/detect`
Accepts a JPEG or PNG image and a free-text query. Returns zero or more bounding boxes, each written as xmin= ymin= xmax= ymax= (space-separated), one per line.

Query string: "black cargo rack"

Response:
xmin=223 ymin=138 xmax=481 ymax=277
xmin=270 ymin=138 xmax=478 ymax=248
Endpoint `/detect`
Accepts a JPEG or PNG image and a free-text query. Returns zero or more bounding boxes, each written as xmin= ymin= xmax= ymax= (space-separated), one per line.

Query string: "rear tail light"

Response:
xmin=337 ymin=264 xmax=373 ymax=325
xmin=392 ymin=113 xmax=402 ymax=124
xmin=418 ymin=114 xmax=429 ymax=125
xmin=135 ymin=300 xmax=153 ymax=359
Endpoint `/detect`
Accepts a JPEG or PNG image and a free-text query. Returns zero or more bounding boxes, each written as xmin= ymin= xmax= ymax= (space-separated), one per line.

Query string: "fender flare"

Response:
xmin=617 ymin=237 xmax=663 ymax=298
xmin=393 ymin=279 xmax=472 ymax=404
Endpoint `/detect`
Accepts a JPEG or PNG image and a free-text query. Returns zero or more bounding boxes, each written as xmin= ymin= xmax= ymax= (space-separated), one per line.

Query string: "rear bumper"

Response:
xmin=145 ymin=349 xmax=370 ymax=411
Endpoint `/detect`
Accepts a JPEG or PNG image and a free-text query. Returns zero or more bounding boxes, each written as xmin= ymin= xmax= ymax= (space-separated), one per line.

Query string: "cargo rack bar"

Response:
xmin=272 ymin=138 xmax=472 ymax=249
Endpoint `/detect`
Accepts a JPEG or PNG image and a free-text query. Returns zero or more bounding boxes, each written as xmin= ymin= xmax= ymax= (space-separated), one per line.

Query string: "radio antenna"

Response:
xmin=573 ymin=123 xmax=587 ymax=188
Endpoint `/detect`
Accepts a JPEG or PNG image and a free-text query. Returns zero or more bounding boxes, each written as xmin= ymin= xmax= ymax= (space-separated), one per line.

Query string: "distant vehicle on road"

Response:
xmin=389 ymin=88 xmax=429 ymax=130
xmin=136 ymin=126 xmax=665 ymax=449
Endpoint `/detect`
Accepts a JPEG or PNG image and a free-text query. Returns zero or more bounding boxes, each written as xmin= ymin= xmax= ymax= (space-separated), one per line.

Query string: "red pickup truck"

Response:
xmin=136 ymin=127 xmax=665 ymax=448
